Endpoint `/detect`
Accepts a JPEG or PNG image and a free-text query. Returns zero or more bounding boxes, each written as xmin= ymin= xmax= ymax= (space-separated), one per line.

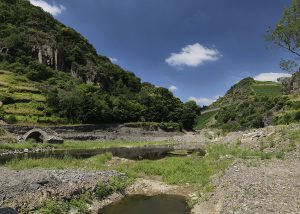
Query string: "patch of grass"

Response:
xmin=195 ymin=111 xmax=217 ymax=130
xmin=5 ymin=153 xmax=113 ymax=170
xmin=275 ymin=150 xmax=285 ymax=159
xmin=56 ymin=140 xmax=177 ymax=150
xmin=114 ymin=144 xmax=265 ymax=194
xmin=0 ymin=140 xmax=176 ymax=153
xmin=4 ymin=102 xmax=46 ymax=116
xmin=95 ymin=177 xmax=134 ymax=200
xmin=10 ymin=115 xmax=65 ymax=125
xmin=253 ymin=82 xmax=282 ymax=97
xmin=0 ymin=141 xmax=53 ymax=151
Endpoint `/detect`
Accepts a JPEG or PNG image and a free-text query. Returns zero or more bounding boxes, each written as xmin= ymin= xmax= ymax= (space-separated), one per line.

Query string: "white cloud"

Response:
xmin=168 ymin=85 xmax=178 ymax=92
xmin=165 ymin=43 xmax=220 ymax=68
xmin=254 ymin=72 xmax=291 ymax=82
xmin=29 ymin=0 xmax=66 ymax=16
xmin=109 ymin=57 xmax=118 ymax=63
xmin=188 ymin=96 xmax=217 ymax=106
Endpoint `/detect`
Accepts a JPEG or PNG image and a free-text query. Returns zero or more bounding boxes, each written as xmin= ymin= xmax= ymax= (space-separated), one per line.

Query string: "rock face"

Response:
xmin=278 ymin=70 xmax=300 ymax=94
xmin=32 ymin=45 xmax=69 ymax=71
xmin=21 ymin=128 xmax=64 ymax=144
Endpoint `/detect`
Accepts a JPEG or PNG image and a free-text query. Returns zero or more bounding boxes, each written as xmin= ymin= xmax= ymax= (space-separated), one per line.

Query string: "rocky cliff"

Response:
xmin=278 ymin=70 xmax=300 ymax=94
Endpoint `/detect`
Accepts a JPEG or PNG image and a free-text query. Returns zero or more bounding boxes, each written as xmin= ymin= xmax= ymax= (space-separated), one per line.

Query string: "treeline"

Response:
xmin=40 ymin=72 xmax=200 ymax=129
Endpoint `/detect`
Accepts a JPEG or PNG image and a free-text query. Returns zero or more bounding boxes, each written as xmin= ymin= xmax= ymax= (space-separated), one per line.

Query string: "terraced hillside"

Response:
xmin=0 ymin=70 xmax=61 ymax=124
xmin=252 ymin=81 xmax=283 ymax=97
xmin=195 ymin=78 xmax=299 ymax=131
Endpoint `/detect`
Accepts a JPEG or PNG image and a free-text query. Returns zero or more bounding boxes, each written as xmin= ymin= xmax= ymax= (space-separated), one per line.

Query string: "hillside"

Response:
xmin=212 ymin=77 xmax=283 ymax=108
xmin=196 ymin=77 xmax=300 ymax=131
xmin=0 ymin=0 xmax=200 ymax=129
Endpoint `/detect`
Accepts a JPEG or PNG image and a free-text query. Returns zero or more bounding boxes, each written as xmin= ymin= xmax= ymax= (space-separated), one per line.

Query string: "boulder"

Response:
xmin=0 ymin=208 xmax=18 ymax=214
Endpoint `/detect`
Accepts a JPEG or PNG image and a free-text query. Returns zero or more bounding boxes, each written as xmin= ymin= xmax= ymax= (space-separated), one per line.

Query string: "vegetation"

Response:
xmin=0 ymin=70 xmax=63 ymax=124
xmin=267 ymin=0 xmax=300 ymax=72
xmin=195 ymin=111 xmax=218 ymax=130
xmin=0 ymin=0 xmax=201 ymax=129
xmin=202 ymin=77 xmax=298 ymax=131
xmin=33 ymin=176 xmax=133 ymax=214
xmin=6 ymin=153 xmax=113 ymax=170
xmin=252 ymin=81 xmax=283 ymax=97
xmin=114 ymin=144 xmax=274 ymax=194
xmin=0 ymin=140 xmax=177 ymax=153
xmin=124 ymin=122 xmax=183 ymax=132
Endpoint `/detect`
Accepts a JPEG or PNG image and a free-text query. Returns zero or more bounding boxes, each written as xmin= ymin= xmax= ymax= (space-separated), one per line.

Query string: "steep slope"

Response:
xmin=0 ymin=0 xmax=140 ymax=91
xmin=0 ymin=0 xmax=201 ymax=128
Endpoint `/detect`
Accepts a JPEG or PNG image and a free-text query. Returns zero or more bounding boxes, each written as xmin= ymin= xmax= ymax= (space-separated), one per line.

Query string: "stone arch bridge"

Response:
xmin=22 ymin=128 xmax=64 ymax=144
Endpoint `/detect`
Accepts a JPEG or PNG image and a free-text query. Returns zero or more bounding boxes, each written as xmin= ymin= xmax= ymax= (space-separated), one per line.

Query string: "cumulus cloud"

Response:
xmin=166 ymin=43 xmax=220 ymax=68
xmin=29 ymin=0 xmax=66 ymax=16
xmin=109 ymin=57 xmax=118 ymax=63
xmin=168 ymin=85 xmax=178 ymax=92
xmin=254 ymin=72 xmax=291 ymax=82
xmin=188 ymin=96 xmax=217 ymax=106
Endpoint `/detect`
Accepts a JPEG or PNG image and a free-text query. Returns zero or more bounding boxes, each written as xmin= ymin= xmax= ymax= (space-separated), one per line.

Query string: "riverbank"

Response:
xmin=0 ymin=124 xmax=300 ymax=213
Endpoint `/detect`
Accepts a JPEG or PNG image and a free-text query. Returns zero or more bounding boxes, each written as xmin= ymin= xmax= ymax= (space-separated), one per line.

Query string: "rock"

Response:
xmin=0 ymin=193 xmax=5 ymax=201
xmin=0 ymin=208 xmax=18 ymax=214
xmin=36 ymin=179 xmax=49 ymax=186
xmin=23 ymin=149 xmax=29 ymax=153
xmin=279 ymin=70 xmax=300 ymax=94
xmin=30 ymin=183 xmax=40 ymax=191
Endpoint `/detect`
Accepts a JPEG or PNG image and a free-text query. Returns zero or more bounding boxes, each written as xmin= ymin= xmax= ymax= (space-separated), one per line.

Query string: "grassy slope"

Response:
xmin=0 ymin=70 xmax=62 ymax=124
xmin=195 ymin=111 xmax=218 ymax=130
xmin=252 ymin=81 xmax=283 ymax=97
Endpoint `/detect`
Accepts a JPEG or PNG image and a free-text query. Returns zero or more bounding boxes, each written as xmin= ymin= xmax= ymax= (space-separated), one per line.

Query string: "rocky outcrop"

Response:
xmin=278 ymin=70 xmax=300 ymax=94
xmin=32 ymin=45 xmax=69 ymax=71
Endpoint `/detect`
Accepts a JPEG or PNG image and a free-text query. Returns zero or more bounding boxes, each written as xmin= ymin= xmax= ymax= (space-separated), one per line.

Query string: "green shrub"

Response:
xmin=95 ymin=177 xmax=132 ymax=200
xmin=34 ymin=200 xmax=67 ymax=214
xmin=0 ymin=128 xmax=6 ymax=136
xmin=6 ymin=115 xmax=17 ymax=124
xmin=275 ymin=151 xmax=285 ymax=159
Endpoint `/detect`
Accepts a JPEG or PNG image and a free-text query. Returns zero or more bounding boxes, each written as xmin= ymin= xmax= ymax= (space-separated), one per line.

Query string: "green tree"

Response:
xmin=268 ymin=0 xmax=300 ymax=72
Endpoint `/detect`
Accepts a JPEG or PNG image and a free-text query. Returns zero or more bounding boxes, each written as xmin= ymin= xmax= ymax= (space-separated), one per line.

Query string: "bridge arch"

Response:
xmin=23 ymin=129 xmax=48 ymax=143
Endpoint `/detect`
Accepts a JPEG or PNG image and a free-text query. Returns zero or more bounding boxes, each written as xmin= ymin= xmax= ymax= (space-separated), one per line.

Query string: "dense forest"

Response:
xmin=0 ymin=0 xmax=201 ymax=129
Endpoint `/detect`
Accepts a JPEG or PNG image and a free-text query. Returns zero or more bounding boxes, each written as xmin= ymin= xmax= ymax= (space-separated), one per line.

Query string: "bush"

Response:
xmin=294 ymin=110 xmax=300 ymax=121
xmin=6 ymin=115 xmax=17 ymax=124
xmin=26 ymin=62 xmax=54 ymax=81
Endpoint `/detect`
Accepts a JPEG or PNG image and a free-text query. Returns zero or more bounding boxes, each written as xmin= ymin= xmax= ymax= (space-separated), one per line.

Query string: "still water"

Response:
xmin=99 ymin=195 xmax=190 ymax=214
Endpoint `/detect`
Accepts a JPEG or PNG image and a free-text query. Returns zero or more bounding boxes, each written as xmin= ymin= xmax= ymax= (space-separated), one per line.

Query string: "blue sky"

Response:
xmin=30 ymin=0 xmax=293 ymax=105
